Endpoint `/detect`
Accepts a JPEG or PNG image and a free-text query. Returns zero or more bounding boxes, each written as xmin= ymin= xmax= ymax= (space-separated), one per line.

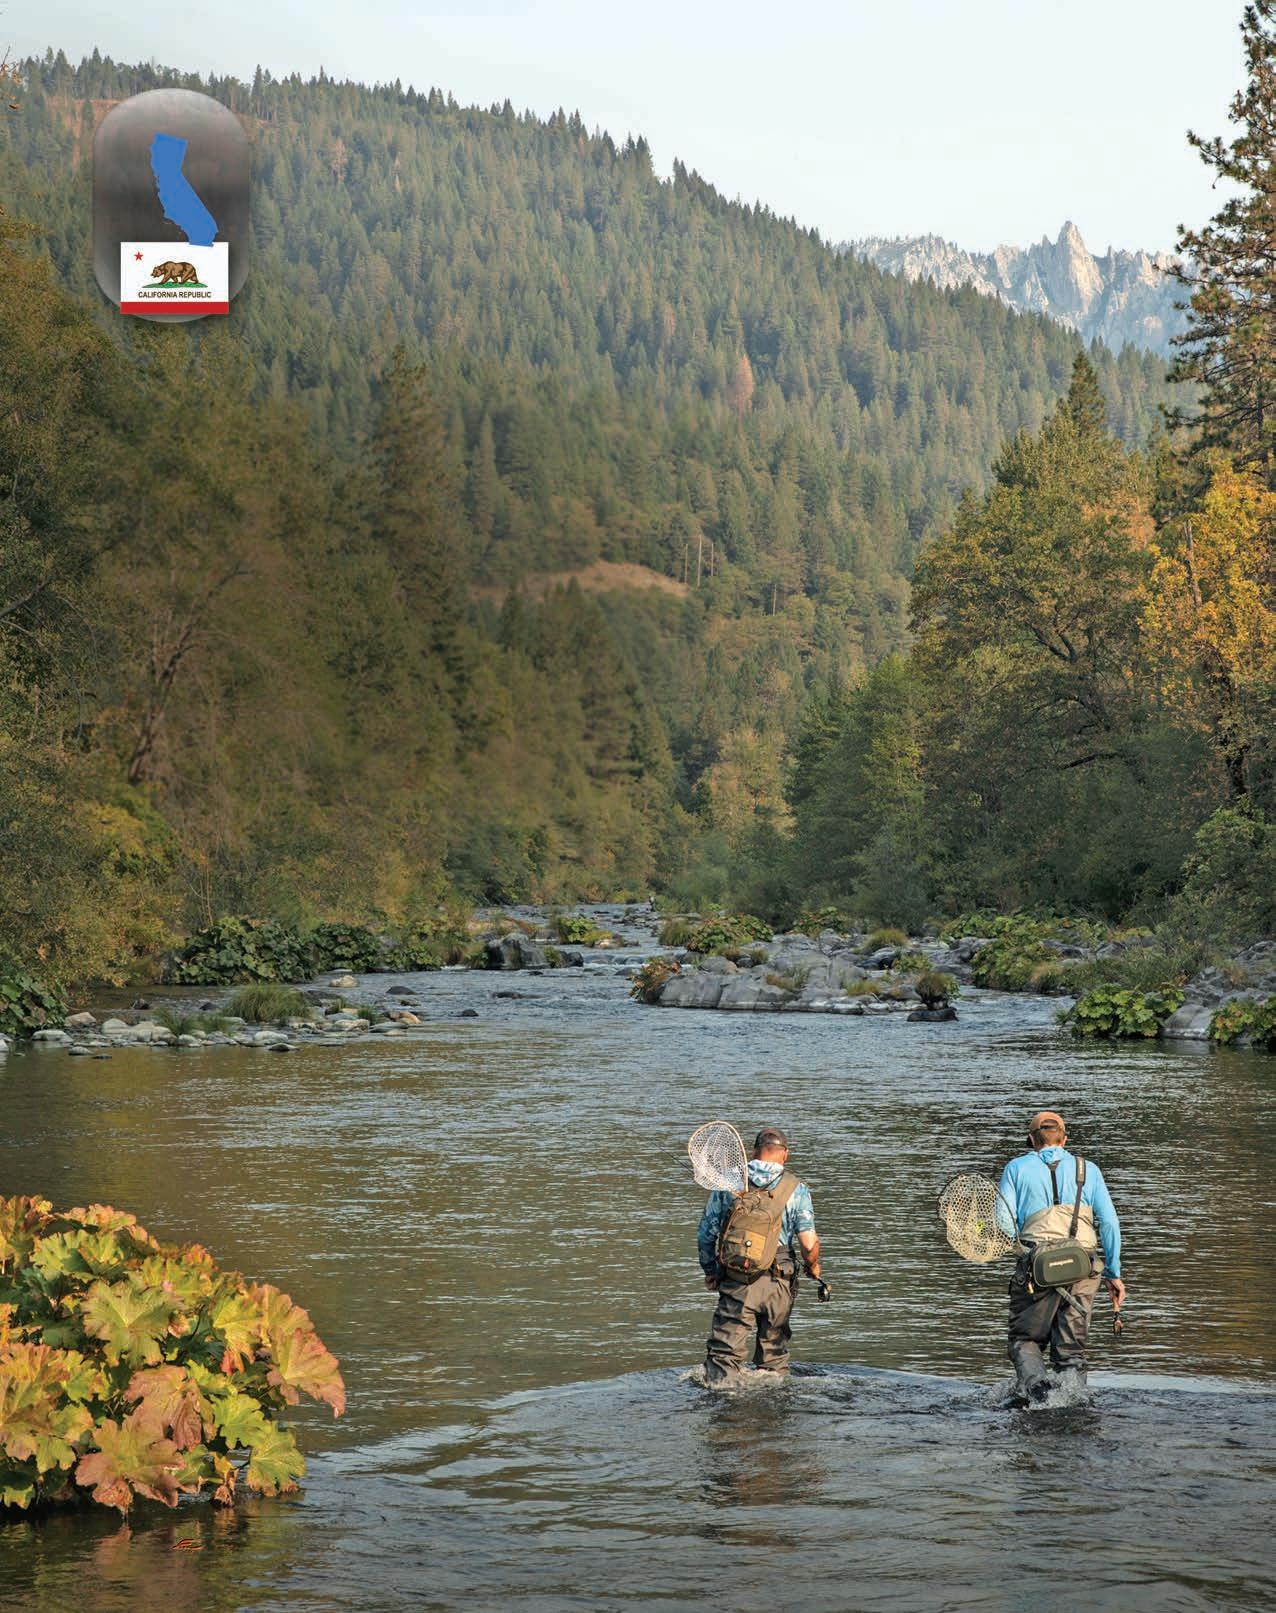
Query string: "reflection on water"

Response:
xmin=1 ymin=917 xmax=1274 ymax=1610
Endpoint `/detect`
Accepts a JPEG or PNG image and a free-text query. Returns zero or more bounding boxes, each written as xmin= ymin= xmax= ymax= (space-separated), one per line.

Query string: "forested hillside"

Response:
xmin=0 ymin=49 xmax=1181 ymax=982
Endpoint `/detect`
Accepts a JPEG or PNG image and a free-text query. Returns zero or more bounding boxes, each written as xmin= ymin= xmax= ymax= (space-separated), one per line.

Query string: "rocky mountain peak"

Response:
xmin=849 ymin=222 xmax=1186 ymax=356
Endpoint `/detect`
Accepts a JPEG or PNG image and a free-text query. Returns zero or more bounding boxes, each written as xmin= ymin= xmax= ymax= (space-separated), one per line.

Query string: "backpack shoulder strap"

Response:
xmin=770 ymin=1172 xmax=801 ymax=1215
xmin=1045 ymin=1157 xmax=1061 ymax=1206
xmin=1069 ymin=1156 xmax=1086 ymax=1238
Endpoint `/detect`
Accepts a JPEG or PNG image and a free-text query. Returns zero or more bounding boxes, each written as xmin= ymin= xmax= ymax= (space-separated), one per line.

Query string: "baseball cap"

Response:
xmin=1028 ymin=1110 xmax=1066 ymax=1133
xmin=755 ymin=1126 xmax=789 ymax=1150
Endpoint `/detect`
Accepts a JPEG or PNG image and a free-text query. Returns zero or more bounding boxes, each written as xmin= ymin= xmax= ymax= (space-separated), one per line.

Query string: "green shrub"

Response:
xmin=551 ymin=914 xmax=610 ymax=946
xmin=1066 ymin=938 xmax=1207 ymax=997
xmin=844 ymin=978 xmax=885 ymax=997
xmin=865 ymin=927 xmax=909 ymax=950
xmin=164 ymin=918 xmax=311 ymax=987
xmin=544 ymin=946 xmax=564 ymax=967
xmin=1170 ymin=804 xmax=1276 ymax=942
xmin=381 ymin=929 xmax=443 ymax=971
xmin=685 ymin=914 xmax=772 ymax=954
xmin=1067 ymin=985 xmax=1184 ymax=1038
xmin=938 ymin=910 xmax=1002 ymax=943
xmin=0 ymin=968 xmax=67 ymax=1038
xmin=892 ymin=949 xmax=929 ymax=973
xmin=969 ymin=917 xmax=1052 ymax=991
xmin=0 ymin=1197 xmax=343 ymax=1513
xmin=1209 ymin=996 xmax=1276 ymax=1049
xmin=657 ymin=917 xmax=696 ymax=948
xmin=307 ymin=923 xmax=382 ymax=973
xmin=794 ymin=906 xmax=846 ymax=938
xmin=915 ymin=970 xmax=959 ymax=1009
xmin=1026 ymin=959 xmax=1078 ymax=995
xmin=225 ymin=984 xmax=311 ymax=1023
xmin=151 ymin=1009 xmax=230 ymax=1037
xmin=629 ymin=956 xmax=680 ymax=1003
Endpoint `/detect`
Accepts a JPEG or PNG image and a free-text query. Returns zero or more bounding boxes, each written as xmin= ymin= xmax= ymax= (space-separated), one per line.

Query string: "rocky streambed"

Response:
xmin=1159 ymin=938 xmax=1276 ymax=1039
xmin=11 ymin=907 xmax=1276 ymax=1055
xmin=651 ymin=931 xmax=962 ymax=1018
xmin=645 ymin=926 xmax=1276 ymax=1044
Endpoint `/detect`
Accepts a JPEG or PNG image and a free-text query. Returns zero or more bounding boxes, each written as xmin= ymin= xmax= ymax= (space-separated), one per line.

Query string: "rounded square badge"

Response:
xmin=94 ymin=88 xmax=249 ymax=323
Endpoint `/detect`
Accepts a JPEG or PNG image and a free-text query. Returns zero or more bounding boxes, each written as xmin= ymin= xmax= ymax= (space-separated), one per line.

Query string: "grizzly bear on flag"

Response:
xmin=149 ymin=260 xmax=199 ymax=285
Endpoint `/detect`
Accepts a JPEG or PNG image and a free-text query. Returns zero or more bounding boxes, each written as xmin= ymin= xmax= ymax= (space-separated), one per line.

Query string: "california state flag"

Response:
xmin=120 ymin=243 xmax=229 ymax=316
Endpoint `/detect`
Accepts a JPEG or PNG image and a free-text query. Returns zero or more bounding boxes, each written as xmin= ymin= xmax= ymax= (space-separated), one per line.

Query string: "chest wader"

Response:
xmin=705 ymin=1174 xmax=801 ymax=1384
xmin=1008 ymin=1157 xmax=1104 ymax=1396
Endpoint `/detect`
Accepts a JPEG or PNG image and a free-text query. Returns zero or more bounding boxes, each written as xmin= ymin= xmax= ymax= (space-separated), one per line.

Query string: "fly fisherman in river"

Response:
xmin=697 ymin=1126 xmax=826 ymax=1385
xmin=998 ymin=1110 xmax=1125 ymax=1404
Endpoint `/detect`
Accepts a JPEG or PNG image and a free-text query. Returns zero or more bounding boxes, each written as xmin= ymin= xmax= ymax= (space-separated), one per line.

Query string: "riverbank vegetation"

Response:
xmin=0 ymin=11 xmax=1272 ymax=1013
xmin=0 ymin=1198 xmax=343 ymax=1512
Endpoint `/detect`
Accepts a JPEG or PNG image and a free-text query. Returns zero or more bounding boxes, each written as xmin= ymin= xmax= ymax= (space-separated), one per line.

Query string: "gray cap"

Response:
xmin=754 ymin=1126 xmax=789 ymax=1151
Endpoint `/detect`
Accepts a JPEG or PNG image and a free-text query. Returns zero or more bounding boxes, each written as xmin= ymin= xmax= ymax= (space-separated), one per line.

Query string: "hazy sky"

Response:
xmin=7 ymin=1 xmax=1244 ymax=253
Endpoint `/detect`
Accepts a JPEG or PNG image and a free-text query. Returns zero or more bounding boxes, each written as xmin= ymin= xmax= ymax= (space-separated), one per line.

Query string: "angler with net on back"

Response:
xmin=696 ymin=1126 xmax=828 ymax=1385
xmin=999 ymin=1109 xmax=1125 ymax=1405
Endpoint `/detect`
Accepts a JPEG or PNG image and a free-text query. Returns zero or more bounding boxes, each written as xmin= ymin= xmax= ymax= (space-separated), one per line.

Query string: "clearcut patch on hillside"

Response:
xmin=473 ymin=560 xmax=689 ymax=603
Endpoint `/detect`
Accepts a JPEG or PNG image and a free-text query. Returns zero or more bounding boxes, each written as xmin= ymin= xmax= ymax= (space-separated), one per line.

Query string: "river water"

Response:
xmin=2 ymin=912 xmax=1274 ymax=1611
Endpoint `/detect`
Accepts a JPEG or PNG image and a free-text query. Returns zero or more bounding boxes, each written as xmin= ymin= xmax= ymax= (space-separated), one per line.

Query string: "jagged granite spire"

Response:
xmin=848 ymin=223 xmax=1185 ymax=355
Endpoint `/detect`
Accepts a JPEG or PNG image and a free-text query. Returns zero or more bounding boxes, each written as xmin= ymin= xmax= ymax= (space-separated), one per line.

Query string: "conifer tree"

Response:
xmin=1172 ymin=1 xmax=1276 ymax=483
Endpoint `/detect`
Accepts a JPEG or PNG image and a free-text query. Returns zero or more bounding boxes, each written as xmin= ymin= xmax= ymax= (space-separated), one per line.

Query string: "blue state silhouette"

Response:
xmin=149 ymin=132 xmax=218 ymax=247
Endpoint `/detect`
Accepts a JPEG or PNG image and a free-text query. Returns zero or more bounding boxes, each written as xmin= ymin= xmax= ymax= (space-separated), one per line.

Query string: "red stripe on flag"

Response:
xmin=120 ymin=302 xmax=230 ymax=315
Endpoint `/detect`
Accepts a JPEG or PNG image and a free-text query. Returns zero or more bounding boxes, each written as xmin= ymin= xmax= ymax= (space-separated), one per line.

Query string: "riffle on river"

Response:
xmin=2 ymin=913 xmax=1274 ymax=1612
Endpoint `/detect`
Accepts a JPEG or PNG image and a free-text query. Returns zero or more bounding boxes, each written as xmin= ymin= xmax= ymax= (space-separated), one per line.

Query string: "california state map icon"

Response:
xmin=93 ymin=88 xmax=249 ymax=323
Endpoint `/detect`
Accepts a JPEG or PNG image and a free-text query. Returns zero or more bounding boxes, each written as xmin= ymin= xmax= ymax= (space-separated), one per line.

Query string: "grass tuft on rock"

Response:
xmin=226 ymin=983 xmax=312 ymax=1023
xmin=152 ymin=1008 xmax=230 ymax=1036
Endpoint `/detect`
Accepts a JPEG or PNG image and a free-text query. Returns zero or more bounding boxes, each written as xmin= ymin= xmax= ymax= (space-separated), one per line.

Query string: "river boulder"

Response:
xmin=659 ymin=972 xmax=727 ymax=1010
xmin=1161 ymin=1002 xmax=1215 ymax=1040
xmin=484 ymin=934 xmax=549 ymax=970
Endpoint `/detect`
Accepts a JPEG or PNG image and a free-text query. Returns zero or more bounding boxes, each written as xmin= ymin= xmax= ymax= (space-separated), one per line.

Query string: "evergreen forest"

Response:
xmin=0 ymin=21 xmax=1271 ymax=989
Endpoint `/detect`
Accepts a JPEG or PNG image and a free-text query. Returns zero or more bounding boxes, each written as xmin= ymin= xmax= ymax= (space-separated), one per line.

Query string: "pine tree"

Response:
xmin=1172 ymin=1 xmax=1276 ymax=483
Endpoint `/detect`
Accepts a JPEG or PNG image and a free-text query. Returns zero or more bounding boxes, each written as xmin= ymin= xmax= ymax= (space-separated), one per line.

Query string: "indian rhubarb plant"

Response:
xmin=1066 ymin=986 xmax=1184 ymax=1039
xmin=0 ymin=1198 xmax=344 ymax=1514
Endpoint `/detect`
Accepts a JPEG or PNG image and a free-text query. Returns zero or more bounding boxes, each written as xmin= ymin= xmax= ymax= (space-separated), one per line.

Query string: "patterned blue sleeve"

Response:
xmin=785 ymin=1183 xmax=816 ymax=1240
xmin=697 ymin=1191 xmax=730 ymax=1271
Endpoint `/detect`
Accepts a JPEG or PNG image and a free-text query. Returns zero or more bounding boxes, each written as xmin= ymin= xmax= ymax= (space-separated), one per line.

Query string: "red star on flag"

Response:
xmin=134 ymin=251 xmax=143 ymax=260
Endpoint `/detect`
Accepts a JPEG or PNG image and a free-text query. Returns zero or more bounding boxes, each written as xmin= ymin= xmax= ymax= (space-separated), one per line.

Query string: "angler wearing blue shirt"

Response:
xmin=697 ymin=1126 xmax=824 ymax=1384
xmin=998 ymin=1109 xmax=1126 ymax=1403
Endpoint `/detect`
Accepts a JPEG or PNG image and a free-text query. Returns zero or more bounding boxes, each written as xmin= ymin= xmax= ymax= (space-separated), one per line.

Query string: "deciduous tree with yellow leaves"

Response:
xmin=1144 ymin=457 xmax=1276 ymax=800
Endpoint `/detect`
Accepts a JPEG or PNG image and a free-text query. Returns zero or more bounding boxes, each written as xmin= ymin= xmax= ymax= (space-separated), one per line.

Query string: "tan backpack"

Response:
xmin=717 ymin=1172 xmax=799 ymax=1281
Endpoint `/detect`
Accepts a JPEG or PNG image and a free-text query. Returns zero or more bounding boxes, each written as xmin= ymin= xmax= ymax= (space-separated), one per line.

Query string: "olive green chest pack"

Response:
xmin=717 ymin=1172 xmax=799 ymax=1281
xmin=1028 ymin=1155 xmax=1095 ymax=1290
